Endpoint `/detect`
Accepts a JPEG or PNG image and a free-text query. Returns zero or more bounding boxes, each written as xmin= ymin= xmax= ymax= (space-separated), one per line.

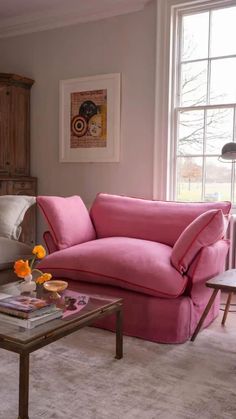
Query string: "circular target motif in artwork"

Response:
xmin=79 ymin=100 xmax=97 ymax=121
xmin=71 ymin=115 xmax=87 ymax=137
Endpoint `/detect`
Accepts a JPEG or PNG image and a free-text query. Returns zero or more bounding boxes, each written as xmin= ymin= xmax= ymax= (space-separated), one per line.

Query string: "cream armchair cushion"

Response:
xmin=0 ymin=195 xmax=35 ymax=240
xmin=0 ymin=237 xmax=32 ymax=270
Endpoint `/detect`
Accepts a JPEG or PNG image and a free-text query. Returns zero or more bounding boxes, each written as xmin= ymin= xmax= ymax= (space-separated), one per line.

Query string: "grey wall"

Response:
xmin=0 ymin=1 xmax=156 ymax=239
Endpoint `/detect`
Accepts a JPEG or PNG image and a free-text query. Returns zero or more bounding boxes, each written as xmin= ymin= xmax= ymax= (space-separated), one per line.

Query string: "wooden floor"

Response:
xmin=221 ymin=291 xmax=236 ymax=303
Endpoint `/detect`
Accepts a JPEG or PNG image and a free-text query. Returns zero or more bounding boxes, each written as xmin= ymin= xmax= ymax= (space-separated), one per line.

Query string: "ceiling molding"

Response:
xmin=0 ymin=0 xmax=149 ymax=39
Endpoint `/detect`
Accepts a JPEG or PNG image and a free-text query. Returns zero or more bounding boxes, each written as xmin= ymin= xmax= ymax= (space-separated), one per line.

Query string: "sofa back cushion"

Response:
xmin=37 ymin=196 xmax=96 ymax=250
xmin=90 ymin=193 xmax=231 ymax=247
xmin=171 ymin=209 xmax=227 ymax=274
xmin=0 ymin=195 xmax=36 ymax=240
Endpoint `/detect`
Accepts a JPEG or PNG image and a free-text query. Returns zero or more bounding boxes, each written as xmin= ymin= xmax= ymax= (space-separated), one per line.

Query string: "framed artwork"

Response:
xmin=59 ymin=73 xmax=121 ymax=162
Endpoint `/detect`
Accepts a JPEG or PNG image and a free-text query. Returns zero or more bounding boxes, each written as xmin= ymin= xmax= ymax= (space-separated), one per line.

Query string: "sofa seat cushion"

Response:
xmin=38 ymin=237 xmax=188 ymax=298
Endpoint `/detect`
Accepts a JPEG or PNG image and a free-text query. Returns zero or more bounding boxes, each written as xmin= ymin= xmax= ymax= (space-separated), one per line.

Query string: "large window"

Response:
xmin=171 ymin=1 xmax=236 ymax=202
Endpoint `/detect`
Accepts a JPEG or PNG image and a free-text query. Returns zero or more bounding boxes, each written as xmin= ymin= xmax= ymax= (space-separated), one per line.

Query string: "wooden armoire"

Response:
xmin=0 ymin=73 xmax=37 ymax=245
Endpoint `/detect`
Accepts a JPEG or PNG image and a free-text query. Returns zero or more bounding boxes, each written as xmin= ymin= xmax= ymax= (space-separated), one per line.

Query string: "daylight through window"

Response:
xmin=173 ymin=3 xmax=236 ymax=202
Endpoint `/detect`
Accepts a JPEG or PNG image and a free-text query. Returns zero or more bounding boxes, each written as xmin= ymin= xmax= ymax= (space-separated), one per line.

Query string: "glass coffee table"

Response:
xmin=0 ymin=281 xmax=123 ymax=419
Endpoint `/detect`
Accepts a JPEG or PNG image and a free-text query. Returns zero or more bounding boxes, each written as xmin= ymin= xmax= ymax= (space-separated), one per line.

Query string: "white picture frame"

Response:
xmin=59 ymin=73 xmax=121 ymax=162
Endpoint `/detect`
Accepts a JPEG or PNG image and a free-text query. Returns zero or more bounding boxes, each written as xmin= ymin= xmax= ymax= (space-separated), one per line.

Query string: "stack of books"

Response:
xmin=0 ymin=294 xmax=63 ymax=329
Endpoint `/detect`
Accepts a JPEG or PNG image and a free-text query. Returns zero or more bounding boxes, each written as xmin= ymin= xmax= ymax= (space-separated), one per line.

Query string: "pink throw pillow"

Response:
xmin=171 ymin=209 xmax=227 ymax=274
xmin=37 ymin=196 xmax=96 ymax=250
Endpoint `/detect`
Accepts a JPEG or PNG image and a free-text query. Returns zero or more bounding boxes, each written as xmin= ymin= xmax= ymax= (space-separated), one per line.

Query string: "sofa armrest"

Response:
xmin=43 ymin=231 xmax=59 ymax=254
xmin=186 ymin=239 xmax=230 ymax=305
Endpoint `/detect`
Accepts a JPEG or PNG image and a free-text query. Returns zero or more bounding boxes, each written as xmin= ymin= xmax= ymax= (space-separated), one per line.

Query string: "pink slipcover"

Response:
xmin=43 ymin=231 xmax=58 ymax=254
xmin=37 ymin=196 xmax=96 ymax=250
xmin=59 ymin=278 xmax=220 ymax=344
xmin=187 ymin=239 xmax=230 ymax=305
xmin=38 ymin=237 xmax=187 ymax=298
xmin=90 ymin=193 xmax=231 ymax=247
xmin=171 ymin=209 xmax=227 ymax=274
xmin=38 ymin=193 xmax=232 ymax=343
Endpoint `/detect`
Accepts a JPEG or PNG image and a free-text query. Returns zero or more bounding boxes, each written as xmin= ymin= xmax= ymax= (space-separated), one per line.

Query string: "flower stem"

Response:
xmin=32 ymin=268 xmax=43 ymax=275
xmin=29 ymin=256 xmax=36 ymax=270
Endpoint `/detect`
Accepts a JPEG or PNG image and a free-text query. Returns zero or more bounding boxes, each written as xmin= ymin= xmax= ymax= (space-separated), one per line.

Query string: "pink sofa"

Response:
xmin=37 ymin=193 xmax=231 ymax=343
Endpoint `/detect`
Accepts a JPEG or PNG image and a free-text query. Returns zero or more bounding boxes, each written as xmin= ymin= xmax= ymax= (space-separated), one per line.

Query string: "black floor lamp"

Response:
xmin=219 ymin=142 xmax=236 ymax=162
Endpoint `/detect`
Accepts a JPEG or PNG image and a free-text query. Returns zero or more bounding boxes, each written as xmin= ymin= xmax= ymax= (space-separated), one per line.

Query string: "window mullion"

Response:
xmin=231 ymin=162 xmax=235 ymax=203
xmin=202 ymin=109 xmax=207 ymax=200
xmin=232 ymin=107 xmax=236 ymax=202
xmin=177 ymin=103 xmax=236 ymax=112
xmin=233 ymin=106 xmax=236 ymax=143
xmin=201 ymin=11 xmax=211 ymax=201
xmin=173 ymin=11 xmax=183 ymax=199
xmin=181 ymin=53 xmax=236 ymax=65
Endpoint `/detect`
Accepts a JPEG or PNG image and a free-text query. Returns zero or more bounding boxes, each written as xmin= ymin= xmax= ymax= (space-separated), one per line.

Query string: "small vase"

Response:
xmin=19 ymin=274 xmax=36 ymax=293
xmin=36 ymin=282 xmax=44 ymax=297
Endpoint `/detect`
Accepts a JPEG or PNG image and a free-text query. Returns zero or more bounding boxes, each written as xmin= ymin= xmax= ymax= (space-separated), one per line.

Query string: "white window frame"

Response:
xmin=153 ymin=0 xmax=236 ymax=201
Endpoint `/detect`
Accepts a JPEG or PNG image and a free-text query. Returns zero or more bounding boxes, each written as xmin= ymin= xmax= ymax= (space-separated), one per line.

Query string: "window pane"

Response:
xmin=234 ymin=178 xmax=236 ymax=204
xmin=211 ymin=6 xmax=236 ymax=57
xmin=182 ymin=12 xmax=209 ymax=61
xmin=210 ymin=58 xmax=236 ymax=104
xmin=205 ymin=157 xmax=232 ymax=201
xmin=177 ymin=110 xmax=204 ymax=155
xmin=205 ymin=108 xmax=234 ymax=155
xmin=180 ymin=61 xmax=207 ymax=106
xmin=176 ymin=157 xmax=202 ymax=201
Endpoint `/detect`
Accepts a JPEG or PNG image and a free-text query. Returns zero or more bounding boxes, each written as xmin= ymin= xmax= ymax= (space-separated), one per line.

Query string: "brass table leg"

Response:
xmin=18 ymin=353 xmax=29 ymax=419
xmin=191 ymin=289 xmax=219 ymax=342
xmin=222 ymin=292 xmax=234 ymax=326
xmin=115 ymin=305 xmax=123 ymax=359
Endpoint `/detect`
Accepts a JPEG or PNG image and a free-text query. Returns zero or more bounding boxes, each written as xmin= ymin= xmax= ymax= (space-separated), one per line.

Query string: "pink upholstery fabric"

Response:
xmin=90 ymin=193 xmax=231 ymax=247
xmin=62 ymin=279 xmax=220 ymax=343
xmin=38 ymin=237 xmax=188 ymax=298
xmin=187 ymin=239 xmax=230 ymax=305
xmin=171 ymin=209 xmax=227 ymax=274
xmin=43 ymin=231 xmax=58 ymax=254
xmin=38 ymin=193 xmax=231 ymax=343
xmin=37 ymin=196 xmax=96 ymax=250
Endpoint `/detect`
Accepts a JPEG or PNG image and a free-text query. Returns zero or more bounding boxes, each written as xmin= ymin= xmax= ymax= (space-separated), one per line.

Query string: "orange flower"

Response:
xmin=35 ymin=273 xmax=52 ymax=285
xmin=32 ymin=245 xmax=46 ymax=259
xmin=14 ymin=260 xmax=31 ymax=278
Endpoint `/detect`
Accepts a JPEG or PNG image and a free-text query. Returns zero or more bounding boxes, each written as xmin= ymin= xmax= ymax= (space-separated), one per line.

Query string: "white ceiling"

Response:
xmin=0 ymin=0 xmax=149 ymax=38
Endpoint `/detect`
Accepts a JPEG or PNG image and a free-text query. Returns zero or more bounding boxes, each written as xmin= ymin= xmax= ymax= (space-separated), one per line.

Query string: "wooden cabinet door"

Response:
xmin=0 ymin=85 xmax=10 ymax=175
xmin=0 ymin=179 xmax=7 ymax=194
xmin=9 ymin=86 xmax=30 ymax=176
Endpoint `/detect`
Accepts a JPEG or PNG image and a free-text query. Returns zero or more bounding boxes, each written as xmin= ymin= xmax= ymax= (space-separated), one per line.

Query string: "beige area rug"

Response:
xmin=1 ymin=309 xmax=236 ymax=419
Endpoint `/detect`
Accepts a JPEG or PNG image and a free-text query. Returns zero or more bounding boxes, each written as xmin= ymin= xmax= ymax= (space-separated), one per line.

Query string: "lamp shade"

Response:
xmin=219 ymin=142 xmax=236 ymax=161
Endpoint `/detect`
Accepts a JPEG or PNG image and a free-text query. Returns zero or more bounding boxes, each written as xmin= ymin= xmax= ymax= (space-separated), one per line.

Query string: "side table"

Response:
xmin=191 ymin=269 xmax=236 ymax=341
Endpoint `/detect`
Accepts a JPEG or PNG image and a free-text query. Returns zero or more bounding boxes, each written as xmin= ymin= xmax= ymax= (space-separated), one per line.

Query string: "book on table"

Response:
xmin=0 ymin=295 xmax=56 ymax=319
xmin=0 ymin=307 xmax=63 ymax=329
